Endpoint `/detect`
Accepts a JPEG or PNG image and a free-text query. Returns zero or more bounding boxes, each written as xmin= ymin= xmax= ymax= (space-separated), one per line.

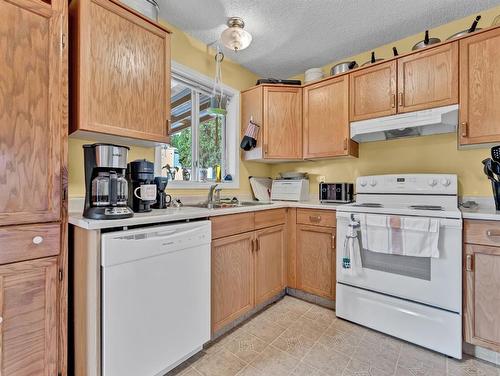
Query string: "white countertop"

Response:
xmin=69 ymin=200 xmax=345 ymax=230
xmin=460 ymin=197 xmax=500 ymax=221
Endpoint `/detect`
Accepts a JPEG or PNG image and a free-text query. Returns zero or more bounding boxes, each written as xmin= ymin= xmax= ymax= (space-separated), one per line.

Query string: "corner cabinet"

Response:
xmin=69 ymin=0 xmax=171 ymax=144
xmin=303 ymin=75 xmax=358 ymax=159
xmin=459 ymin=28 xmax=500 ymax=146
xmin=463 ymin=220 xmax=500 ymax=352
xmin=241 ymin=85 xmax=302 ymax=161
xmin=210 ymin=210 xmax=287 ymax=334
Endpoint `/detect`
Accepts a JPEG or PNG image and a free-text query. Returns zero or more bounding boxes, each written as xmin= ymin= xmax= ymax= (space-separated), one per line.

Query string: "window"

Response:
xmin=156 ymin=62 xmax=239 ymax=188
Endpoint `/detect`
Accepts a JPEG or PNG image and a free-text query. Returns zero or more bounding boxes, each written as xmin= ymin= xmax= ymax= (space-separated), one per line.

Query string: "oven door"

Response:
xmin=336 ymin=211 xmax=462 ymax=313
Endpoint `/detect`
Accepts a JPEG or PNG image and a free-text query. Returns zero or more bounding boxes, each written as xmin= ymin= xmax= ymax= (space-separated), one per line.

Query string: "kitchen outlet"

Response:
xmin=318 ymin=176 xmax=326 ymax=183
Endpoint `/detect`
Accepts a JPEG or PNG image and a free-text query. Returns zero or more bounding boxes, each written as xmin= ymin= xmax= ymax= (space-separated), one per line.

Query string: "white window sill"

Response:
xmin=167 ymin=180 xmax=239 ymax=190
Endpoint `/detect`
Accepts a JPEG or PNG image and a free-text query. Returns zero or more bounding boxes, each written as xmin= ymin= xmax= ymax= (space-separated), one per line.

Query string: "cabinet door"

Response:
xmin=211 ymin=232 xmax=254 ymax=333
xmin=0 ymin=0 xmax=63 ymax=226
xmin=350 ymin=61 xmax=397 ymax=121
xmin=459 ymin=28 xmax=500 ymax=146
xmin=263 ymin=87 xmax=302 ymax=159
xmin=398 ymin=43 xmax=458 ymax=113
xmin=241 ymin=86 xmax=264 ymax=160
xmin=296 ymin=224 xmax=335 ymax=300
xmin=304 ymin=76 xmax=357 ymax=158
xmin=72 ymin=0 xmax=170 ymax=143
xmin=464 ymin=244 xmax=500 ymax=352
xmin=255 ymin=225 xmax=286 ymax=305
xmin=0 ymin=258 xmax=58 ymax=376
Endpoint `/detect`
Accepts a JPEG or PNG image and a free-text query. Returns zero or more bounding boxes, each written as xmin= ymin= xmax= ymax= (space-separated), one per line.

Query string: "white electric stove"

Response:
xmin=336 ymin=174 xmax=463 ymax=358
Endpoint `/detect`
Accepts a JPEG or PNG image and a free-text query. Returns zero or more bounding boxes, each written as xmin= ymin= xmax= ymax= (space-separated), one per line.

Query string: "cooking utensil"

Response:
xmin=331 ymin=61 xmax=358 ymax=76
xmin=491 ymin=160 xmax=500 ymax=176
xmin=392 ymin=47 xmax=399 ymax=57
xmin=361 ymin=52 xmax=384 ymax=66
xmin=412 ymin=30 xmax=441 ymax=50
xmin=492 ymin=145 xmax=500 ymax=162
xmin=447 ymin=15 xmax=481 ymax=40
xmin=483 ymin=159 xmax=499 ymax=182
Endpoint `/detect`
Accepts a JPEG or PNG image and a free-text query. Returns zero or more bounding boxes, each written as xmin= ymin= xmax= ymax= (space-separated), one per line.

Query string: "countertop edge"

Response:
xmin=68 ymin=201 xmax=343 ymax=230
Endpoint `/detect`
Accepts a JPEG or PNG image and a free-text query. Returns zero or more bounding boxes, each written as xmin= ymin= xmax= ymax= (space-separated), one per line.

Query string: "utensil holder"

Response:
xmin=491 ymin=181 xmax=500 ymax=210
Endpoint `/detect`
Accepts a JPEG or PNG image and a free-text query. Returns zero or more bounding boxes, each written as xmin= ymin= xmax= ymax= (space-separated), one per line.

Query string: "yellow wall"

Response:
xmin=276 ymin=5 xmax=500 ymax=198
xmin=68 ymin=20 xmax=271 ymax=197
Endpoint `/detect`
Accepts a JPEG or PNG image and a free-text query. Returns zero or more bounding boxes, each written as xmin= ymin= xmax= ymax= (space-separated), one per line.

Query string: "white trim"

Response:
xmin=156 ymin=61 xmax=240 ymax=190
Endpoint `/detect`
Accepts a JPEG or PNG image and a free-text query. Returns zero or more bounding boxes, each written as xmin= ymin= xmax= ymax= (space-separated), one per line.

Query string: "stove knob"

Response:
xmin=369 ymin=180 xmax=377 ymax=187
xmin=441 ymin=178 xmax=451 ymax=187
xmin=359 ymin=179 xmax=367 ymax=187
xmin=428 ymin=178 xmax=437 ymax=187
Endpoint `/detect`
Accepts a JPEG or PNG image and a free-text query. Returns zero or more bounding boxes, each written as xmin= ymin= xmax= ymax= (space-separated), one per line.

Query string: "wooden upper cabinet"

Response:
xmin=211 ymin=232 xmax=254 ymax=333
xmin=296 ymin=224 xmax=336 ymax=300
xmin=350 ymin=60 xmax=397 ymax=121
xmin=0 ymin=258 xmax=59 ymax=376
xmin=397 ymin=43 xmax=458 ymax=113
xmin=464 ymin=244 xmax=500 ymax=352
xmin=69 ymin=0 xmax=171 ymax=143
xmin=303 ymin=76 xmax=358 ymax=159
xmin=254 ymin=225 xmax=286 ymax=305
xmin=241 ymin=85 xmax=302 ymax=161
xmin=0 ymin=0 xmax=63 ymax=226
xmin=459 ymin=28 xmax=500 ymax=146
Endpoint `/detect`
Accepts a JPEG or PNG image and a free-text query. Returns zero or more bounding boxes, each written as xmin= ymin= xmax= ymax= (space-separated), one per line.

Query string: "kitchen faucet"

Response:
xmin=207 ymin=184 xmax=220 ymax=209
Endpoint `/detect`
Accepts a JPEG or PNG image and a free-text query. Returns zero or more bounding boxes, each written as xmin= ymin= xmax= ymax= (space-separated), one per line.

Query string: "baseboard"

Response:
xmin=463 ymin=342 xmax=500 ymax=366
xmin=209 ymin=290 xmax=286 ymax=342
xmin=286 ymin=287 xmax=335 ymax=310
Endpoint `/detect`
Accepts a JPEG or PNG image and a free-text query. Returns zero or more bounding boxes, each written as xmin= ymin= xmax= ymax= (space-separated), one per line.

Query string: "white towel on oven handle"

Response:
xmin=359 ymin=214 xmax=390 ymax=253
xmin=341 ymin=215 xmax=362 ymax=275
xmin=401 ymin=217 xmax=440 ymax=258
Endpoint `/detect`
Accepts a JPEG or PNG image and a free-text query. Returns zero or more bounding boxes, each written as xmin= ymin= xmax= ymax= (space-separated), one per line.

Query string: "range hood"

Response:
xmin=350 ymin=104 xmax=458 ymax=143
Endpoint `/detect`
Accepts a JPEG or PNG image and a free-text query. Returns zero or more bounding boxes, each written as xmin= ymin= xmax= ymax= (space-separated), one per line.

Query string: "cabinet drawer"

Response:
xmin=211 ymin=213 xmax=255 ymax=239
xmin=0 ymin=223 xmax=61 ymax=264
xmin=464 ymin=220 xmax=500 ymax=247
xmin=255 ymin=209 xmax=286 ymax=229
xmin=297 ymin=209 xmax=336 ymax=228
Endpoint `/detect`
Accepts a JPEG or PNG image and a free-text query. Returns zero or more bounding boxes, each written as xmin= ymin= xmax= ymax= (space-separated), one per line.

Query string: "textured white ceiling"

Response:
xmin=159 ymin=0 xmax=500 ymax=78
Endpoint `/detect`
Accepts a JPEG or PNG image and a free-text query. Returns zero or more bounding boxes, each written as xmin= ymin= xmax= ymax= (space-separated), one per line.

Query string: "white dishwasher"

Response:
xmin=101 ymin=220 xmax=211 ymax=376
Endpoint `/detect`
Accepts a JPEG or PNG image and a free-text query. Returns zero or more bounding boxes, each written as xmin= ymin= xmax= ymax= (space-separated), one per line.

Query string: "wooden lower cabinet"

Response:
xmin=255 ymin=225 xmax=286 ymax=305
xmin=0 ymin=257 xmax=59 ymax=376
xmin=211 ymin=232 xmax=255 ymax=333
xmin=296 ymin=224 xmax=336 ymax=300
xmin=464 ymin=243 xmax=500 ymax=352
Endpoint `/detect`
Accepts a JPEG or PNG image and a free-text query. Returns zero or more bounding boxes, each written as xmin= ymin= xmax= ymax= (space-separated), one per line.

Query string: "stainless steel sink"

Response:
xmin=185 ymin=201 xmax=273 ymax=209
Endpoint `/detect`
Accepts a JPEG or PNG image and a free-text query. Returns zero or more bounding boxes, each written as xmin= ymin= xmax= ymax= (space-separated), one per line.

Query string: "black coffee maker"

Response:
xmin=127 ymin=159 xmax=156 ymax=212
xmin=152 ymin=176 xmax=172 ymax=209
xmin=83 ymin=143 xmax=134 ymax=220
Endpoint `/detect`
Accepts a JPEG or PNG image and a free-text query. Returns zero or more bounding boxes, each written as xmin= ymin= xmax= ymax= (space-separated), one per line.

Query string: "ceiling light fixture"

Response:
xmin=221 ymin=17 xmax=252 ymax=52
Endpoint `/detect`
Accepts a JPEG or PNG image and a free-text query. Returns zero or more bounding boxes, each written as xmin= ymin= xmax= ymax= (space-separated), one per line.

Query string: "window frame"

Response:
xmin=155 ymin=61 xmax=240 ymax=189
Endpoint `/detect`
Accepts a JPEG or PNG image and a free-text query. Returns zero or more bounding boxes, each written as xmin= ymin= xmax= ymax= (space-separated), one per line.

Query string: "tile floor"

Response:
xmin=167 ymin=296 xmax=500 ymax=376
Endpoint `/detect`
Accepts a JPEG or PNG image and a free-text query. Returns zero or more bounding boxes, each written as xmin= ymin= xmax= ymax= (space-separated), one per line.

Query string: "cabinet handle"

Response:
xmin=166 ymin=119 xmax=171 ymax=133
xmin=331 ymin=234 xmax=336 ymax=249
xmin=391 ymin=93 xmax=396 ymax=108
xmin=32 ymin=236 xmax=44 ymax=245
xmin=461 ymin=122 xmax=468 ymax=138
xmin=486 ymin=230 xmax=500 ymax=240
xmin=251 ymin=239 xmax=255 ymax=252
xmin=465 ymin=254 xmax=474 ymax=272
xmin=256 ymin=238 xmax=260 ymax=252
xmin=343 ymin=138 xmax=348 ymax=150
xmin=398 ymin=92 xmax=404 ymax=107
xmin=309 ymin=215 xmax=321 ymax=223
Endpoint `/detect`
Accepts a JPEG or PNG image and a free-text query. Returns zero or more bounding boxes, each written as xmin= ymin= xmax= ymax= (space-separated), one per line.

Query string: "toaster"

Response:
xmin=319 ymin=182 xmax=353 ymax=203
